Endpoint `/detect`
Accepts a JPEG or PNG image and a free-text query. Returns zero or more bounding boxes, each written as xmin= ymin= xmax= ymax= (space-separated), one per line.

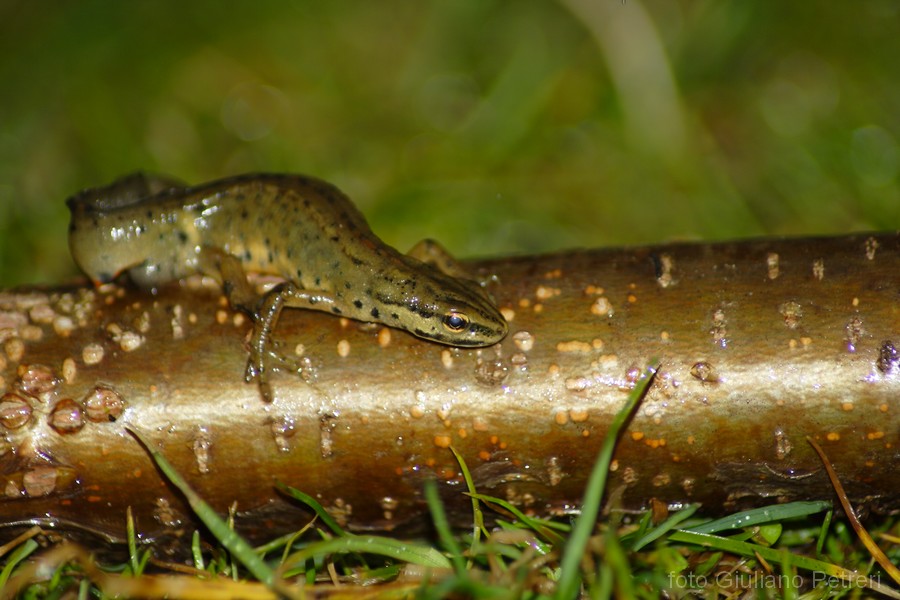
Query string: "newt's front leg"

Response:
xmin=407 ymin=238 xmax=498 ymax=306
xmin=406 ymin=238 xmax=470 ymax=278
xmin=244 ymin=283 xmax=337 ymax=402
xmin=199 ymin=247 xmax=336 ymax=402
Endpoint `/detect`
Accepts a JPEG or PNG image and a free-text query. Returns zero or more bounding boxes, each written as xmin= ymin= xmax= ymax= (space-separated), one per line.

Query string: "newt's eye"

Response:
xmin=442 ymin=311 xmax=470 ymax=333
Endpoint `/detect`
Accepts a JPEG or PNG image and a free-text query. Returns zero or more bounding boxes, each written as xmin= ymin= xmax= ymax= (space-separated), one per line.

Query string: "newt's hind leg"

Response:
xmin=197 ymin=247 xmax=261 ymax=315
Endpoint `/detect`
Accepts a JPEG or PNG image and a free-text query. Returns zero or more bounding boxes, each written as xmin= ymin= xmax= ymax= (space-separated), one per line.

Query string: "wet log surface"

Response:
xmin=0 ymin=232 xmax=898 ymax=552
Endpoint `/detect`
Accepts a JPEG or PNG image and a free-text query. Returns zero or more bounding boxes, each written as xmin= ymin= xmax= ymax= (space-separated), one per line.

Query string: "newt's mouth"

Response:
xmin=414 ymin=323 xmax=507 ymax=347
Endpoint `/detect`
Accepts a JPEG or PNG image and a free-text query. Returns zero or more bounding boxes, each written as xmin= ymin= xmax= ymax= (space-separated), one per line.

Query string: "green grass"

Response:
xmin=2 ymin=364 xmax=897 ymax=599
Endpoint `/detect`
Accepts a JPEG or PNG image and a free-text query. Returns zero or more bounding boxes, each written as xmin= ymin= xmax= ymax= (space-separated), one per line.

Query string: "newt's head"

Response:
xmin=384 ymin=260 xmax=508 ymax=348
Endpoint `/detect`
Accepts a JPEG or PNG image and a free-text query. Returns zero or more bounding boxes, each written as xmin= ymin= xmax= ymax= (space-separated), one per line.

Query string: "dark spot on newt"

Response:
xmin=331 ymin=307 xmax=342 ymax=314
xmin=353 ymin=300 xmax=363 ymax=309
xmin=370 ymin=307 xmax=380 ymax=319
xmin=177 ymin=231 xmax=188 ymax=243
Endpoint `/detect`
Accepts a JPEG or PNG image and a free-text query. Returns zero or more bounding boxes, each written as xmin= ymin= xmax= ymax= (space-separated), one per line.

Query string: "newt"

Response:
xmin=67 ymin=173 xmax=508 ymax=401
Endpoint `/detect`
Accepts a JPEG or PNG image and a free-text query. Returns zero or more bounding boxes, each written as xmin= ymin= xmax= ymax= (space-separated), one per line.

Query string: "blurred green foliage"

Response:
xmin=1 ymin=0 xmax=898 ymax=285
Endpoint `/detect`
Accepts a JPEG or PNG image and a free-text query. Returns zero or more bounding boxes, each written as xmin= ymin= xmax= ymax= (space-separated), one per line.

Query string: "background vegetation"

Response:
xmin=0 ymin=1 xmax=898 ymax=285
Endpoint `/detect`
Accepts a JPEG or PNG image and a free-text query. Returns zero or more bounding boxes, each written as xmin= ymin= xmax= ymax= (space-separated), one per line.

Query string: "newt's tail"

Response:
xmin=65 ymin=172 xmax=185 ymax=213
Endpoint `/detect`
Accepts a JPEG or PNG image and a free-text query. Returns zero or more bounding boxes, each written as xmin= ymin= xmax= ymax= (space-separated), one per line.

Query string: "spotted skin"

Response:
xmin=67 ymin=173 xmax=508 ymax=401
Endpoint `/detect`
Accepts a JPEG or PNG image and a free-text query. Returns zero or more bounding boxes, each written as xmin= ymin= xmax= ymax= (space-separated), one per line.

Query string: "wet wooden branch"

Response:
xmin=0 ymin=232 xmax=898 ymax=552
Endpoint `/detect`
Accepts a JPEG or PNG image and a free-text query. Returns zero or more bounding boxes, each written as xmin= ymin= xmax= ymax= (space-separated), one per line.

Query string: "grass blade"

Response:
xmin=630 ymin=503 xmax=700 ymax=551
xmin=554 ymin=362 xmax=657 ymax=599
xmin=808 ymin=436 xmax=900 ymax=586
xmin=449 ymin=445 xmax=488 ymax=550
xmin=126 ymin=426 xmax=296 ymax=599
xmin=668 ymin=529 xmax=900 ymax=597
xmin=0 ymin=538 xmax=39 ymax=592
xmin=281 ymin=534 xmax=451 ymax=574
xmin=468 ymin=492 xmax=567 ymax=546
xmin=425 ymin=478 xmax=466 ymax=575
xmin=686 ymin=500 xmax=831 ymax=534
xmin=276 ymin=482 xmax=347 ymax=537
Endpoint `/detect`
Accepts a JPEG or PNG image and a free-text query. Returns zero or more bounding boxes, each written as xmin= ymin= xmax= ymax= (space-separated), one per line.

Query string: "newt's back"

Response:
xmin=67 ymin=173 xmax=383 ymax=289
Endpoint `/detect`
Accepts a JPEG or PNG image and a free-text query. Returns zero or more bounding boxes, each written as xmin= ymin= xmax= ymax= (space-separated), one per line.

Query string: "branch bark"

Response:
xmin=0 ymin=233 xmax=898 ymax=551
